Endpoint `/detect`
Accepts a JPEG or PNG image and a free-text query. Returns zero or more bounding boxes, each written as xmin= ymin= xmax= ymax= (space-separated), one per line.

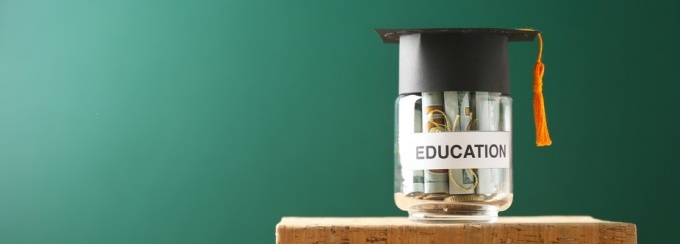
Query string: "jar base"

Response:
xmin=408 ymin=210 xmax=498 ymax=223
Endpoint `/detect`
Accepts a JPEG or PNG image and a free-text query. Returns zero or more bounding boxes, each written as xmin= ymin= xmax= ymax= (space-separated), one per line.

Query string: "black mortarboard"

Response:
xmin=375 ymin=28 xmax=538 ymax=95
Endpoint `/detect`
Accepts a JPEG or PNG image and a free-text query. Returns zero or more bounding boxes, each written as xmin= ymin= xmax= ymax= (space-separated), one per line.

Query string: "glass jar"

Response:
xmin=377 ymin=28 xmax=540 ymax=222
xmin=395 ymin=91 xmax=512 ymax=222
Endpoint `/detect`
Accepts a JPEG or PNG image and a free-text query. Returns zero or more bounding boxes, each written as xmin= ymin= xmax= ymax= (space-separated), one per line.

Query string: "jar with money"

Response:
xmin=377 ymin=28 xmax=552 ymax=222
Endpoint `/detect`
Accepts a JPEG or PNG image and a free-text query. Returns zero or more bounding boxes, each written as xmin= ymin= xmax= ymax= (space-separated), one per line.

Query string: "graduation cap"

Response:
xmin=376 ymin=28 xmax=552 ymax=146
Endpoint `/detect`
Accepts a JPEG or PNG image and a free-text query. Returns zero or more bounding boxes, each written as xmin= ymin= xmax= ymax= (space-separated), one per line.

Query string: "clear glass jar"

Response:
xmin=395 ymin=91 xmax=512 ymax=222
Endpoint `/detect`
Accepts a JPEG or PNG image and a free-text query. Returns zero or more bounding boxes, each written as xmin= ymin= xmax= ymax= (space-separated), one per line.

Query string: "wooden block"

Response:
xmin=276 ymin=216 xmax=636 ymax=244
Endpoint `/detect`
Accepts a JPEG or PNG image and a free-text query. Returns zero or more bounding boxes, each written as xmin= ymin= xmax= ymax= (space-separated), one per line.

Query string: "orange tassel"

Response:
xmin=533 ymin=33 xmax=552 ymax=146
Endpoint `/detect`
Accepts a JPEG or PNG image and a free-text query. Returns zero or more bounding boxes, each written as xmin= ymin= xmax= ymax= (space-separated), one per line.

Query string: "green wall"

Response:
xmin=1 ymin=0 xmax=677 ymax=243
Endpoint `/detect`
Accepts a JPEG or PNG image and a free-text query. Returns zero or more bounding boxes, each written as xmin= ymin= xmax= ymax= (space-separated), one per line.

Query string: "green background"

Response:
xmin=1 ymin=0 xmax=677 ymax=243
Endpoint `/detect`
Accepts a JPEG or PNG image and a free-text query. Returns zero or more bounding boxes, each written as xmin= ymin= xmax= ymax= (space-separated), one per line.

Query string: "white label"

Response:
xmin=399 ymin=132 xmax=511 ymax=170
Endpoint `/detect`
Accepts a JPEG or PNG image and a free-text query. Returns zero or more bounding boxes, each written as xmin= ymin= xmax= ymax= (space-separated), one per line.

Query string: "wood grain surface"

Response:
xmin=276 ymin=216 xmax=636 ymax=244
